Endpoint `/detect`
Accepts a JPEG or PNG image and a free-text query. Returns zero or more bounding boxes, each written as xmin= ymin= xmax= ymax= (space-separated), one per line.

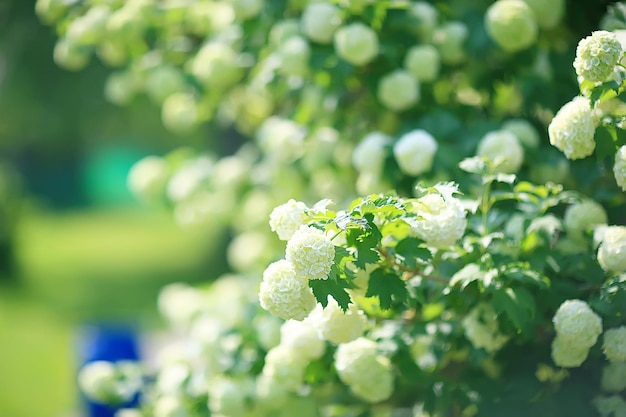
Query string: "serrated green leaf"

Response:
xmin=491 ymin=287 xmax=535 ymax=331
xmin=366 ymin=268 xmax=408 ymax=310
xmin=395 ymin=237 xmax=431 ymax=269
xmin=309 ymin=277 xmax=352 ymax=311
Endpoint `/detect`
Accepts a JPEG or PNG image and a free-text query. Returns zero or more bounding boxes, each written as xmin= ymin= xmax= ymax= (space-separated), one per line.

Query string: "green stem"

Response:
xmin=481 ymin=179 xmax=492 ymax=237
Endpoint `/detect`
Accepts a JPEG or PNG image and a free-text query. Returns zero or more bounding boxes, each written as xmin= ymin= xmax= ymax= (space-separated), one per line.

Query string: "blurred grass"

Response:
xmin=0 ymin=206 xmax=227 ymax=417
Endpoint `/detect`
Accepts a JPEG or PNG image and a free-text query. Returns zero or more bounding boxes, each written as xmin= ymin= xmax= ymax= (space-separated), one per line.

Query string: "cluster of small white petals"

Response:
xmin=286 ymin=225 xmax=335 ymax=280
xmin=551 ymin=299 xmax=602 ymax=367
xmin=300 ymin=2 xmax=342 ymax=44
xmin=269 ymin=199 xmax=309 ymax=241
xmin=485 ymin=0 xmax=538 ymax=52
xmin=502 ymin=118 xmax=540 ymax=148
xmin=279 ymin=319 xmax=326 ymax=360
xmin=408 ymin=192 xmax=467 ymax=248
xmin=259 ymin=260 xmax=317 ymax=321
xmin=601 ymin=362 xmax=626 ymax=392
xmin=404 ymin=44 xmax=440 ymax=82
xmin=127 ymin=156 xmax=169 ymax=201
xmin=377 ymin=70 xmax=420 ymax=111
xmin=551 ymin=335 xmax=591 ymax=368
xmin=597 ymin=226 xmax=626 ymax=273
xmin=462 ymin=303 xmax=510 ymax=353
xmin=574 ymin=30 xmax=623 ymax=82
xmin=78 ymin=361 xmax=142 ymax=404
xmin=352 ymin=132 xmax=391 ymax=175
xmin=334 ymin=23 xmax=379 ymax=66
xmin=393 ymin=129 xmax=438 ymax=176
xmin=614 ymin=145 xmax=626 ymax=191
xmin=334 ymin=338 xmax=393 ymax=403
xmin=603 ymin=326 xmax=626 ymax=363
xmin=564 ymin=200 xmax=608 ymax=239
xmin=307 ymin=296 xmax=367 ymax=344
xmin=548 ymin=96 xmax=597 ymax=160
xmin=262 ymin=345 xmax=308 ymax=391
xmin=477 ymin=130 xmax=524 ymax=173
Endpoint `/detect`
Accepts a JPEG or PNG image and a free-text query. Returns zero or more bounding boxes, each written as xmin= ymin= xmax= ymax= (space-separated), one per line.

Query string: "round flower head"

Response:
xmin=256 ymin=116 xmax=306 ymax=162
xmin=433 ymin=21 xmax=468 ymax=65
xmin=593 ymin=395 xmax=626 ymax=417
xmin=597 ymin=226 xmax=626 ymax=273
xmin=393 ymin=129 xmax=438 ymax=176
xmin=601 ymin=362 xmax=626 ymax=392
xmin=153 ymin=395 xmax=188 ymax=417
xmin=522 ymin=0 xmax=564 ymax=29
xmin=552 ymin=299 xmax=602 ymax=348
xmin=603 ymin=326 xmax=626 ymax=363
xmin=269 ymin=199 xmax=309 ymax=241
xmin=614 ymin=145 xmax=626 ymax=191
xmin=286 ymin=225 xmax=335 ymax=280
xmin=574 ymin=31 xmax=623 ymax=83
xmin=477 ymin=130 xmax=524 ymax=174
xmin=300 ymin=2 xmax=342 ymax=44
xmin=377 ymin=70 xmax=420 ymax=111
xmin=307 ymin=296 xmax=367 ymax=344
xmin=279 ymin=319 xmax=326 ymax=360
xmin=564 ymin=200 xmax=608 ymax=239
xmin=259 ymin=260 xmax=317 ymax=321
xmin=485 ymin=0 xmax=538 ymax=52
xmin=78 ymin=361 xmax=142 ymax=404
xmin=334 ymin=23 xmax=379 ymax=66
xmin=262 ymin=345 xmax=308 ymax=391
xmin=404 ymin=44 xmax=440 ymax=82
xmin=409 ymin=2 xmax=438 ymax=40
xmin=551 ymin=335 xmax=591 ymax=368
xmin=277 ymin=36 xmax=311 ymax=77
xmin=502 ymin=118 xmax=540 ymax=149
xmin=161 ymin=92 xmax=199 ymax=134
xmin=408 ymin=188 xmax=467 ymax=248
xmin=191 ymin=42 xmax=242 ymax=89
xmin=548 ymin=96 xmax=596 ymax=160
xmin=207 ymin=377 xmax=248 ymax=416
xmin=462 ymin=303 xmax=510 ymax=353
xmin=127 ymin=156 xmax=169 ymax=202
xmin=269 ymin=19 xmax=300 ymax=46
xmin=352 ymin=131 xmax=391 ymax=175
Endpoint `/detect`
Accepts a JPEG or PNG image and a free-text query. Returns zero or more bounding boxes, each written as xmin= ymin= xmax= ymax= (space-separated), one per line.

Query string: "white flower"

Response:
xmin=553 ymin=299 xmax=602 ymax=348
xmin=614 ymin=145 xmax=626 ymax=191
xmin=377 ymin=70 xmax=420 ymax=111
xmin=551 ymin=335 xmax=591 ymax=368
xmin=597 ymin=226 xmax=626 ymax=273
xmin=601 ymin=362 xmax=626 ymax=392
xmin=574 ymin=30 xmax=623 ymax=83
xmin=307 ymin=296 xmax=367 ymax=344
xmin=334 ymin=23 xmax=379 ymax=66
xmin=408 ymin=191 xmax=467 ymax=249
xmin=334 ymin=338 xmax=393 ymax=403
xmin=564 ymin=200 xmax=608 ymax=239
xmin=352 ymin=131 xmax=391 ymax=175
xmin=256 ymin=116 xmax=306 ymax=162
xmin=127 ymin=156 xmax=169 ymax=202
xmin=286 ymin=225 xmax=335 ymax=280
xmin=485 ymin=0 xmax=538 ymax=52
xmin=153 ymin=395 xmax=189 ymax=417
xmin=259 ymin=260 xmax=317 ymax=321
xmin=191 ymin=42 xmax=243 ymax=89
xmin=280 ymin=319 xmax=326 ymax=360
xmin=603 ymin=326 xmax=626 ymax=363
xmin=207 ymin=377 xmax=249 ymax=416
xmin=477 ymin=130 xmax=524 ymax=174
xmin=432 ymin=21 xmax=468 ymax=65
xmin=548 ymin=96 xmax=596 ymax=160
xmin=409 ymin=2 xmax=439 ymax=40
xmin=462 ymin=303 xmax=510 ymax=353
xmin=232 ymin=0 xmax=263 ymax=19
xmin=161 ymin=92 xmax=199 ymax=134
xmin=501 ymin=119 xmax=540 ymax=149
xmin=157 ymin=283 xmax=206 ymax=328
xmin=166 ymin=156 xmax=213 ymax=202
xmin=262 ymin=345 xmax=308 ymax=391
xmin=269 ymin=199 xmax=309 ymax=241
xmin=269 ymin=19 xmax=301 ymax=46
xmin=393 ymin=129 xmax=438 ymax=176
xmin=78 ymin=361 xmax=141 ymax=404
xmin=404 ymin=44 xmax=440 ymax=82
xmin=521 ymin=0 xmax=564 ymax=29
xmin=300 ymin=3 xmax=342 ymax=44
xmin=277 ymin=36 xmax=310 ymax=77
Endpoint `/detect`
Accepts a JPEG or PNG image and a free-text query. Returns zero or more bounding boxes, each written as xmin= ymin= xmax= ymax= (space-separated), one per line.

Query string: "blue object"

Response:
xmin=76 ymin=323 xmax=141 ymax=417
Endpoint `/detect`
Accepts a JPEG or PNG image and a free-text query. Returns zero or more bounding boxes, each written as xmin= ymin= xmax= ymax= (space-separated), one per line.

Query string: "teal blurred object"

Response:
xmin=82 ymin=145 xmax=151 ymax=207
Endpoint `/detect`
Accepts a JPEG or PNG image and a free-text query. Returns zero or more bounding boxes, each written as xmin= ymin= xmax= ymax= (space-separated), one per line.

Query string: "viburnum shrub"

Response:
xmin=39 ymin=0 xmax=626 ymax=416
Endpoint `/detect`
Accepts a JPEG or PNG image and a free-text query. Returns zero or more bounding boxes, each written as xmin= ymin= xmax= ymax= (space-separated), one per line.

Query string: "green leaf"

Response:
xmin=395 ymin=237 xmax=432 ymax=269
xmin=309 ymin=277 xmax=352 ymax=311
xmin=500 ymin=264 xmax=550 ymax=289
xmin=595 ymin=124 xmax=619 ymax=161
xmin=490 ymin=287 xmax=535 ymax=331
xmin=366 ymin=268 xmax=408 ymax=310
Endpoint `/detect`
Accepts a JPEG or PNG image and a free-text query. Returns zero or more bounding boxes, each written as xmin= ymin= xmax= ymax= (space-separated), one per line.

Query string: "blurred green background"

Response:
xmin=0 ymin=2 xmax=228 ymax=416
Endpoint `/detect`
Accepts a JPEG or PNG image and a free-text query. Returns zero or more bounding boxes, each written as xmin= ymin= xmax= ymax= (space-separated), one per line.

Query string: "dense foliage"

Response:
xmin=36 ymin=0 xmax=626 ymax=416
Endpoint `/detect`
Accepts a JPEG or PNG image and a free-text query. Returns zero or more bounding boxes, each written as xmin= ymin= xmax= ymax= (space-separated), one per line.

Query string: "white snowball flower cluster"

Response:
xmin=269 ymin=199 xmax=309 ymax=241
xmin=153 ymin=395 xmax=188 ymax=417
xmin=462 ymin=303 xmax=510 ymax=353
xmin=161 ymin=92 xmax=199 ymax=135
xmin=261 ymin=345 xmax=309 ymax=391
xmin=334 ymin=23 xmax=379 ymax=66
xmin=277 ymin=36 xmax=311 ymax=77
xmin=157 ymin=283 xmax=207 ymax=328
xmin=564 ymin=200 xmax=608 ymax=240
xmin=286 ymin=225 xmax=335 ymax=280
xmin=279 ymin=319 xmax=326 ymax=360
xmin=256 ymin=116 xmax=306 ymax=162
xmin=166 ymin=156 xmax=214 ymax=203
xmin=78 ymin=361 xmax=142 ymax=404
xmin=307 ymin=296 xmax=367 ymax=344
xmin=597 ymin=226 xmax=626 ymax=273
xmin=191 ymin=42 xmax=243 ymax=89
xmin=377 ymin=70 xmax=420 ymax=111
xmin=410 ymin=1 xmax=439 ymax=41
xmin=548 ymin=96 xmax=597 ymax=160
xmin=334 ymin=337 xmax=394 ymax=403
xmin=477 ymin=130 xmax=524 ymax=174
xmin=601 ymin=362 xmax=626 ymax=392
xmin=408 ymin=188 xmax=467 ymax=249
xmin=352 ymin=131 xmax=391 ymax=175
xmin=485 ymin=0 xmax=538 ymax=52
xmin=551 ymin=299 xmax=602 ymax=367
xmin=207 ymin=377 xmax=248 ymax=417
xmin=300 ymin=2 xmax=342 ymax=44
xmin=393 ymin=129 xmax=438 ymax=176
xmin=502 ymin=118 xmax=540 ymax=149
xmin=614 ymin=145 xmax=626 ymax=191
xmin=433 ymin=21 xmax=468 ymax=65
xmin=573 ymin=30 xmax=623 ymax=83
xmin=603 ymin=326 xmax=626 ymax=363
xmin=127 ymin=155 xmax=169 ymax=202
xmin=404 ymin=44 xmax=440 ymax=82
xmin=259 ymin=259 xmax=317 ymax=321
